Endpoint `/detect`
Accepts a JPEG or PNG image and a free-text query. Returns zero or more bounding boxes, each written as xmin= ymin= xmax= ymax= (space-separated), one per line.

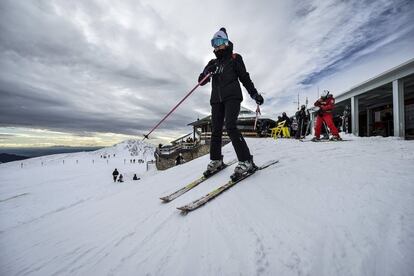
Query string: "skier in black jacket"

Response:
xmin=175 ymin=153 xmax=184 ymax=165
xmin=280 ymin=112 xmax=291 ymax=127
xmin=295 ymin=105 xmax=309 ymax=139
xmin=198 ymin=28 xmax=264 ymax=179
xmin=112 ymin=168 xmax=119 ymax=182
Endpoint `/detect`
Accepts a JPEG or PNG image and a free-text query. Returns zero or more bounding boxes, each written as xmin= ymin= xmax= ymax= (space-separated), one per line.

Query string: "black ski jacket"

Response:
xmin=295 ymin=109 xmax=309 ymax=122
xmin=281 ymin=115 xmax=291 ymax=127
xmin=198 ymin=42 xmax=258 ymax=104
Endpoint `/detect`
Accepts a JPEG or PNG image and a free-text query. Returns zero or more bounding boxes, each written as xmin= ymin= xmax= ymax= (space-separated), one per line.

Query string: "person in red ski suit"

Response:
xmin=312 ymin=90 xmax=341 ymax=141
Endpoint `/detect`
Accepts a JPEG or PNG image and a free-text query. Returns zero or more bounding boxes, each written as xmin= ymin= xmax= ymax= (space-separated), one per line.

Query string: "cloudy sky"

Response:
xmin=1 ymin=0 xmax=414 ymax=147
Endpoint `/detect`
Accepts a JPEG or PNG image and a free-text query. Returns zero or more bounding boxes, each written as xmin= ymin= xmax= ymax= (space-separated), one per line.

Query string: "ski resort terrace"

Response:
xmin=333 ymin=58 xmax=414 ymax=139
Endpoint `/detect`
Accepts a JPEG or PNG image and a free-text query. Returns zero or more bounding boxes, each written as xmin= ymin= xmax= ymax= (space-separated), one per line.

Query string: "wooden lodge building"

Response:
xmin=187 ymin=106 xmax=276 ymax=143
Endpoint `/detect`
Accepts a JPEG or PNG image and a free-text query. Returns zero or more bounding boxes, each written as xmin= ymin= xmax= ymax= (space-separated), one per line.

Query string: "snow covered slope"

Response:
xmin=1 ymin=136 xmax=413 ymax=276
xmin=95 ymin=139 xmax=156 ymax=160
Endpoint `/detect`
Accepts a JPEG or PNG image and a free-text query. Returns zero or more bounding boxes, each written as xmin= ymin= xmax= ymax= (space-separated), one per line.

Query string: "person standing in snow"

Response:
xmin=276 ymin=116 xmax=283 ymax=125
xmin=295 ymin=105 xmax=309 ymax=139
xmin=175 ymin=153 xmax=184 ymax=165
xmin=277 ymin=112 xmax=291 ymax=138
xmin=312 ymin=90 xmax=341 ymax=141
xmin=118 ymin=174 xmax=124 ymax=183
xmin=112 ymin=168 xmax=119 ymax=182
xmin=280 ymin=112 xmax=291 ymax=128
xmin=198 ymin=27 xmax=264 ymax=178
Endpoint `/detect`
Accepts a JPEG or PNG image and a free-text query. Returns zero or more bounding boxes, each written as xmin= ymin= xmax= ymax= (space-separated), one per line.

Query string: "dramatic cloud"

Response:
xmin=1 ymin=0 xmax=413 ymax=145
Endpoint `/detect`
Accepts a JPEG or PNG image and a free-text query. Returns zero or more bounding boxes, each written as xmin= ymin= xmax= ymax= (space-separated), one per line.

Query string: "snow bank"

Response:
xmin=0 ymin=136 xmax=413 ymax=276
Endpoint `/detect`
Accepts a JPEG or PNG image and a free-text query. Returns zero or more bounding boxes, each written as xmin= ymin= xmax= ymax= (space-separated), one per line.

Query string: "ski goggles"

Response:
xmin=211 ymin=37 xmax=229 ymax=48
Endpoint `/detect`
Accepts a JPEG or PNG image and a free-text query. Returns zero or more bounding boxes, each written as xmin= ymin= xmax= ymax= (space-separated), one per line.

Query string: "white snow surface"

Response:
xmin=1 ymin=136 xmax=413 ymax=276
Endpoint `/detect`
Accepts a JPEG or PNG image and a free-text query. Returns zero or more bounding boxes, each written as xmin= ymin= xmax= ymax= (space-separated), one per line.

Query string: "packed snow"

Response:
xmin=0 ymin=136 xmax=413 ymax=276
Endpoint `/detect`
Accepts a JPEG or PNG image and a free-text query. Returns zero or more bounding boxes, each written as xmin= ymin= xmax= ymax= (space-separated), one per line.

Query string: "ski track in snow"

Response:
xmin=0 ymin=137 xmax=414 ymax=276
xmin=0 ymin=193 xmax=29 ymax=203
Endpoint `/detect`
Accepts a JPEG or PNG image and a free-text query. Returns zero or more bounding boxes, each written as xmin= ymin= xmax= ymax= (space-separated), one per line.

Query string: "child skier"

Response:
xmin=198 ymin=27 xmax=264 ymax=180
xmin=312 ymin=90 xmax=341 ymax=141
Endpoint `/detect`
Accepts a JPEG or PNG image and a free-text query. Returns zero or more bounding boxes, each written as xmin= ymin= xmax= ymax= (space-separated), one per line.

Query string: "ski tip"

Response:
xmin=177 ymin=207 xmax=190 ymax=213
xmin=160 ymin=197 xmax=170 ymax=202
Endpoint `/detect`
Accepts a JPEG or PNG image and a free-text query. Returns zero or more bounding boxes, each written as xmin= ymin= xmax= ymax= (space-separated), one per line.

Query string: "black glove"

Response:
xmin=198 ymin=73 xmax=211 ymax=85
xmin=198 ymin=63 xmax=217 ymax=85
xmin=204 ymin=64 xmax=218 ymax=75
xmin=252 ymin=93 xmax=264 ymax=105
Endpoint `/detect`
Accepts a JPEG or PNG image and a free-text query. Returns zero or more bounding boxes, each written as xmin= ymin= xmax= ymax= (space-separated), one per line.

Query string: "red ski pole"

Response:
xmin=143 ymin=72 xmax=212 ymax=140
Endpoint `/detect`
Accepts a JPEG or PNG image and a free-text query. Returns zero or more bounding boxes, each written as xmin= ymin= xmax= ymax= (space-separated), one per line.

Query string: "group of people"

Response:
xmin=276 ymin=111 xmax=306 ymax=139
xmin=272 ymin=107 xmax=311 ymax=139
xmin=260 ymin=89 xmax=342 ymax=141
xmin=112 ymin=169 xmax=140 ymax=182
xmin=101 ymin=154 xmax=115 ymax=159
xmin=129 ymin=159 xmax=144 ymax=164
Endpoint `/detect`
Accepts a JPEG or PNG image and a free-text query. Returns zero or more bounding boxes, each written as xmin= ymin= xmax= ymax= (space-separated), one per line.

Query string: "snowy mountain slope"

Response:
xmin=0 ymin=136 xmax=413 ymax=276
xmin=94 ymin=139 xmax=156 ymax=159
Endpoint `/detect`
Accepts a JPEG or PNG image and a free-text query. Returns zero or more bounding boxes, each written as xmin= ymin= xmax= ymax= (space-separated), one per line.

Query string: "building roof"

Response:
xmin=170 ymin=132 xmax=193 ymax=144
xmin=335 ymin=58 xmax=414 ymax=103
xmin=188 ymin=106 xmax=260 ymax=126
xmin=187 ymin=115 xmax=212 ymax=127
xmin=238 ymin=106 xmax=257 ymax=119
xmin=188 ymin=106 xmax=274 ymax=127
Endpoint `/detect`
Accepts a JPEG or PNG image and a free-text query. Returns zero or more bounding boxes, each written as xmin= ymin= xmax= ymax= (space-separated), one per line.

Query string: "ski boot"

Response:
xmin=330 ymin=135 xmax=342 ymax=141
xmin=230 ymin=159 xmax=258 ymax=181
xmin=203 ymin=159 xmax=224 ymax=177
xmin=311 ymin=137 xmax=320 ymax=142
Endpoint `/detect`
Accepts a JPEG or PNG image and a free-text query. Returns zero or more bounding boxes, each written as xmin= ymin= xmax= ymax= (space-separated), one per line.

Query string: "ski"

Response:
xmin=177 ymin=160 xmax=279 ymax=213
xmin=299 ymin=139 xmax=348 ymax=142
xmin=160 ymin=159 xmax=237 ymax=202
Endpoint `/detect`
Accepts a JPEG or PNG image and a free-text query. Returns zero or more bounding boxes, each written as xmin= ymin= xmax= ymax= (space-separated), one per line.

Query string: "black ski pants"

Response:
xmin=210 ymin=100 xmax=252 ymax=162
